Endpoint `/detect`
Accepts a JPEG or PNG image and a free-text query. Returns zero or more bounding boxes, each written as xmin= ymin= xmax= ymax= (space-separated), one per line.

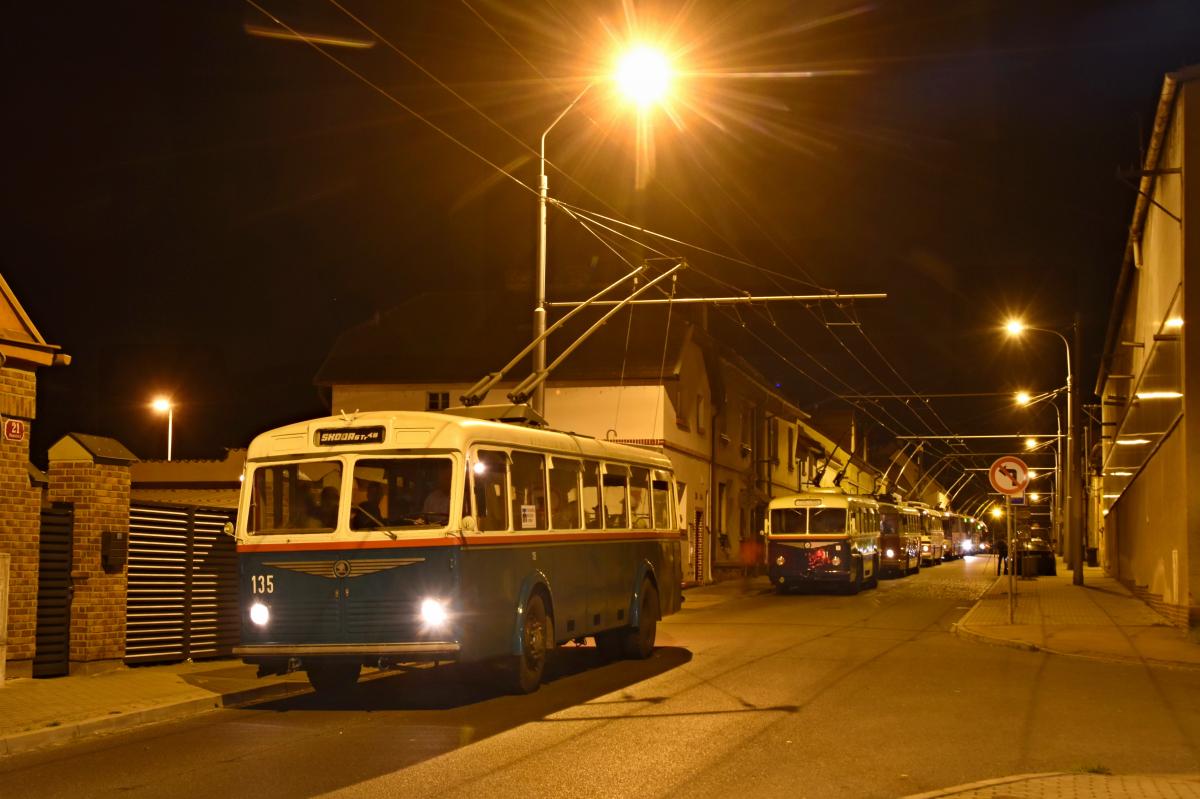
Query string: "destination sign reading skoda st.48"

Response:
xmin=314 ymin=426 xmax=385 ymax=446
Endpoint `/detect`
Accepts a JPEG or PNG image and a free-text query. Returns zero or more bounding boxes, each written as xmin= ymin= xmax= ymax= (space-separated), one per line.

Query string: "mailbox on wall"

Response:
xmin=101 ymin=530 xmax=128 ymax=573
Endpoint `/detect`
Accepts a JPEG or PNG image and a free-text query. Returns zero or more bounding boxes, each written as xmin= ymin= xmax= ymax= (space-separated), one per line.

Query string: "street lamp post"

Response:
xmin=151 ymin=397 xmax=174 ymax=462
xmin=1017 ymin=388 xmax=1064 ymax=557
xmin=532 ymin=47 xmax=673 ymax=416
xmin=1006 ymin=318 xmax=1082 ymax=585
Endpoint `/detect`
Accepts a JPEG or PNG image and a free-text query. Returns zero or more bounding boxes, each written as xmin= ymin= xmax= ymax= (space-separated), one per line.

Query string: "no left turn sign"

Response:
xmin=989 ymin=455 xmax=1030 ymax=496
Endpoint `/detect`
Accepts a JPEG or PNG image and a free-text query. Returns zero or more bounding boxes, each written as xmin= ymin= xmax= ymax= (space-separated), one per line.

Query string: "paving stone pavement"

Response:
xmin=953 ymin=563 xmax=1200 ymax=668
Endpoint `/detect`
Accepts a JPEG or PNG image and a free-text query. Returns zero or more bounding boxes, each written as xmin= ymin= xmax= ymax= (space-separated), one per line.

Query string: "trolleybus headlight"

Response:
xmin=963 ymin=541 xmax=974 ymax=553
xmin=250 ymin=602 xmax=270 ymax=626
xmin=420 ymin=598 xmax=449 ymax=629
xmin=775 ymin=555 xmax=785 ymax=566
xmin=885 ymin=548 xmax=895 ymax=559
xmin=831 ymin=556 xmax=841 ymax=566
xmin=922 ymin=545 xmax=930 ymax=552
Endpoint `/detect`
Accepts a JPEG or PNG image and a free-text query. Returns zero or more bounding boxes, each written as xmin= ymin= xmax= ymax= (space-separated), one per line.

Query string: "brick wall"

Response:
xmin=0 ymin=365 xmax=40 ymax=670
xmin=48 ymin=458 xmax=131 ymax=667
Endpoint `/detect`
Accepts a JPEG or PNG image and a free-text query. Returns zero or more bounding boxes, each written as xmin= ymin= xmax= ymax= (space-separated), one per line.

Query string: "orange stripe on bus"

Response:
xmin=237 ymin=529 xmax=677 ymax=553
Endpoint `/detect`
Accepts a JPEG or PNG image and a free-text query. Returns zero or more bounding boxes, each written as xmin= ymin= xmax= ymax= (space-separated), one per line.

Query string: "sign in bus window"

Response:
xmin=471 ymin=450 xmax=509 ymax=532
xmin=548 ymin=456 xmax=582 ymax=530
xmin=249 ymin=461 xmax=342 ymax=534
xmin=603 ymin=464 xmax=629 ymax=529
xmin=510 ymin=451 xmax=547 ymax=531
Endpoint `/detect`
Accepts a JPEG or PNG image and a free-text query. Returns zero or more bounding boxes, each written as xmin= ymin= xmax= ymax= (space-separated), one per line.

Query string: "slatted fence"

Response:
xmin=125 ymin=503 xmax=238 ymax=664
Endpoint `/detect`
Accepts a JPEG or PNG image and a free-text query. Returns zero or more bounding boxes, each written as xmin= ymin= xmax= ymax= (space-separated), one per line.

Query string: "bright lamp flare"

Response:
xmin=1025 ymin=437 xmax=1037 ymax=450
xmin=151 ymin=397 xmax=172 ymax=413
xmin=1005 ymin=319 xmax=1025 ymax=335
xmin=1015 ymin=391 xmax=1031 ymax=405
xmin=991 ymin=507 xmax=1003 ymax=519
xmin=420 ymin=598 xmax=448 ymax=628
xmin=615 ymin=46 xmax=672 ymax=107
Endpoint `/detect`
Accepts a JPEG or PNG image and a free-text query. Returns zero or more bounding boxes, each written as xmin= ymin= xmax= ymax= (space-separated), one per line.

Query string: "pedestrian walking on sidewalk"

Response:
xmin=996 ymin=537 xmax=1009 ymax=575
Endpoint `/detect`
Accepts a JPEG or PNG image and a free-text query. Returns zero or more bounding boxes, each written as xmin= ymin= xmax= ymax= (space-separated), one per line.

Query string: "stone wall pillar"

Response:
xmin=48 ymin=437 xmax=134 ymax=673
xmin=0 ymin=364 xmax=40 ymax=678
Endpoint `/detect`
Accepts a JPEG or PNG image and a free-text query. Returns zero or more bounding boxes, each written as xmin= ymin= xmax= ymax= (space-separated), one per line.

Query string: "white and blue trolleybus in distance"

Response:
xmin=232 ymin=408 xmax=683 ymax=695
xmin=765 ymin=490 xmax=881 ymax=594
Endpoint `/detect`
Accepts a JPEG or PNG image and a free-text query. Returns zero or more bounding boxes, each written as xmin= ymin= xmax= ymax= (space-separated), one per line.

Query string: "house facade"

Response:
xmin=317 ymin=297 xmax=882 ymax=583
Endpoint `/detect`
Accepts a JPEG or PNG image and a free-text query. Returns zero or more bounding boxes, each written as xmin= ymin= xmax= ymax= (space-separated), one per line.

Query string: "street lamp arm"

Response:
xmin=540 ymin=83 xmax=596 ymax=165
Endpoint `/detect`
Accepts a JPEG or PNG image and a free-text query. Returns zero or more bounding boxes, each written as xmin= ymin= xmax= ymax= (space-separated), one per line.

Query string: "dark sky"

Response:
xmin=6 ymin=0 xmax=1200 ymax=469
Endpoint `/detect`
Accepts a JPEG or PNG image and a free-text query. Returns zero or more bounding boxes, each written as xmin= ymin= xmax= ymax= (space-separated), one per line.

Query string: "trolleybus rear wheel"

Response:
xmin=306 ymin=660 xmax=361 ymax=695
xmin=621 ymin=579 xmax=659 ymax=659
xmin=503 ymin=593 xmax=551 ymax=694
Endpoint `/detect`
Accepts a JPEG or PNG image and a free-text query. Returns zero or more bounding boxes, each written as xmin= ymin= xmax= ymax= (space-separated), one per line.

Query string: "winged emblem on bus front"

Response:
xmin=260 ymin=558 xmax=425 ymax=578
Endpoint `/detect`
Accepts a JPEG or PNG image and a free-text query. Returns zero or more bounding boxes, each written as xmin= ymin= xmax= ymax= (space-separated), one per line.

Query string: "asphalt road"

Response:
xmin=2 ymin=557 xmax=1197 ymax=799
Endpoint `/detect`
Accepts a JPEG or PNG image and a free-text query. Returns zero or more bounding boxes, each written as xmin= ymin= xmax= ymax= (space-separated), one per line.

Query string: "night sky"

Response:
xmin=6 ymin=0 xmax=1200 ymax=469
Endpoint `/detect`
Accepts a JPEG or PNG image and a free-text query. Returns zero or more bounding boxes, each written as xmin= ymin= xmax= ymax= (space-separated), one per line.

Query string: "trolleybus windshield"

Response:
xmin=770 ymin=506 xmax=848 ymax=534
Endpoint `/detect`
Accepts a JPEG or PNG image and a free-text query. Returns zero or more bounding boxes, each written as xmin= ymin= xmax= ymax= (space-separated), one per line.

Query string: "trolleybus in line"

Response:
xmin=765 ymin=490 xmax=881 ymax=594
xmin=910 ymin=503 xmax=945 ymax=565
xmin=232 ymin=408 xmax=683 ymax=695
xmin=877 ymin=499 xmax=922 ymax=577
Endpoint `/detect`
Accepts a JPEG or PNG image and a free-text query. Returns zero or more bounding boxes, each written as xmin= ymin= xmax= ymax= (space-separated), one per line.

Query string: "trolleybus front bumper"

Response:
xmin=235 ymin=642 xmax=460 ymax=660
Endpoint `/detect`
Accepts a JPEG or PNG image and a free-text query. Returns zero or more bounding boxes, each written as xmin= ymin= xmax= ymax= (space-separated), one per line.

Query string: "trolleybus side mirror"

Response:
xmin=461 ymin=515 xmax=477 ymax=532
xmin=222 ymin=521 xmax=235 ymax=537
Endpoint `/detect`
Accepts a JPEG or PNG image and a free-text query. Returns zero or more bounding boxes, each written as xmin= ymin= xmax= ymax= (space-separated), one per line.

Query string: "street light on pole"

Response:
xmin=1005 ymin=317 xmax=1081 ymax=585
xmin=151 ymin=397 xmax=174 ymax=462
xmin=532 ymin=45 xmax=675 ymax=416
xmin=1016 ymin=387 xmax=1065 ymax=558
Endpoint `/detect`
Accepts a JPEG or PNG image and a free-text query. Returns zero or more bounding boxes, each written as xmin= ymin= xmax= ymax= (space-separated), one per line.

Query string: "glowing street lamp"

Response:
xmin=1015 ymin=390 xmax=1032 ymax=405
xmin=991 ymin=506 xmax=1003 ymax=519
xmin=151 ymin=397 xmax=174 ymax=462
xmin=1005 ymin=316 xmax=1080 ymax=584
xmin=1024 ymin=437 xmax=1037 ymax=450
xmin=532 ymin=45 xmax=675 ymax=415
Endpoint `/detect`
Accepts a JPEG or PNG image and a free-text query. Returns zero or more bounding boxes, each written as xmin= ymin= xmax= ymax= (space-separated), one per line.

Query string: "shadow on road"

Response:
xmin=243 ymin=644 xmax=693 ymax=715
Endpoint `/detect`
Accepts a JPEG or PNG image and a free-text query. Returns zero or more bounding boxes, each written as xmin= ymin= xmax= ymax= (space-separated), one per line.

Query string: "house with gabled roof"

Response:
xmin=316 ymin=291 xmax=881 ymax=582
xmin=1 ymin=272 xmax=70 ymax=678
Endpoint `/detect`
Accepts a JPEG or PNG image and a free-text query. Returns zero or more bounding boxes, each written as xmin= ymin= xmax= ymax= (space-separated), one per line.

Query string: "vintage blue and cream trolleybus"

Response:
xmin=232 ymin=408 xmax=683 ymax=695
xmin=765 ymin=490 xmax=881 ymax=594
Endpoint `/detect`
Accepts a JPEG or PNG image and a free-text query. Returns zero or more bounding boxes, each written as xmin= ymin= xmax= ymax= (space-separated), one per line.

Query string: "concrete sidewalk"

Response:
xmin=953 ymin=562 xmax=1200 ymax=669
xmin=0 ymin=659 xmax=312 ymax=756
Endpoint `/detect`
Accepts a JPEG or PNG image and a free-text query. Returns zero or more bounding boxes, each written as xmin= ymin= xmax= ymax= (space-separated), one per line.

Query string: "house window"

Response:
xmin=787 ymin=428 xmax=795 ymax=473
xmin=426 ymin=391 xmax=450 ymax=411
xmin=696 ymin=394 xmax=706 ymax=434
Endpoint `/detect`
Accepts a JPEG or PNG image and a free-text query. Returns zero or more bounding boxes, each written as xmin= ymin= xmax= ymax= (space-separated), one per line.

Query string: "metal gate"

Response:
xmin=125 ymin=503 xmax=238 ymax=664
xmin=35 ymin=503 xmax=75 ymax=678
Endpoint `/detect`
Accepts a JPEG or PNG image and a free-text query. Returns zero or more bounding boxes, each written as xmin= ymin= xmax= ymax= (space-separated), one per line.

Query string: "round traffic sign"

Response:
xmin=989 ymin=456 xmax=1030 ymax=496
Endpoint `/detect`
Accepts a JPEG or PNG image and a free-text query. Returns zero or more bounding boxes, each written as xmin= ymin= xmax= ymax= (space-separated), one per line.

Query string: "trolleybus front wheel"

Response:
xmin=306 ymin=660 xmax=361 ymax=695
xmin=502 ymin=592 xmax=551 ymax=694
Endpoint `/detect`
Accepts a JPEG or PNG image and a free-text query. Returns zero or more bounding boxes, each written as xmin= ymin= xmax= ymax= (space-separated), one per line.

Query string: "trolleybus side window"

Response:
xmin=582 ymin=460 xmax=603 ymax=529
xmin=249 ymin=460 xmax=342 ymax=534
xmin=510 ymin=451 xmax=547 ymax=530
xmin=471 ymin=449 xmax=509 ymax=532
xmin=548 ymin=456 xmax=582 ymax=530
xmin=630 ymin=466 xmax=652 ymax=528
xmin=602 ymin=463 xmax=629 ymax=529
xmin=651 ymin=471 xmax=673 ymax=530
